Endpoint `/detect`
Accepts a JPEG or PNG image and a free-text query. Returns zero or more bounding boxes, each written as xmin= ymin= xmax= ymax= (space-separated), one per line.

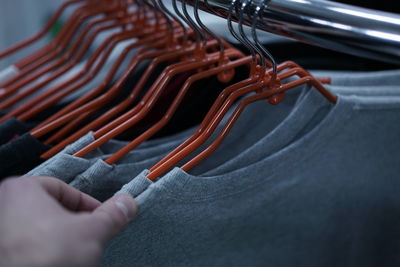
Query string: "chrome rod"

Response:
xmin=184 ymin=0 xmax=400 ymax=64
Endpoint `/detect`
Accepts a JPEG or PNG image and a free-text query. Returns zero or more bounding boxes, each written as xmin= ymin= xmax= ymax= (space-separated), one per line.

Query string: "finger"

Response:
xmin=34 ymin=176 xmax=101 ymax=212
xmin=87 ymin=194 xmax=137 ymax=243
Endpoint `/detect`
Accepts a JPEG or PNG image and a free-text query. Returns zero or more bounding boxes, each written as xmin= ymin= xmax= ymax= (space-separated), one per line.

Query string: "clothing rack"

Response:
xmin=180 ymin=0 xmax=400 ymax=64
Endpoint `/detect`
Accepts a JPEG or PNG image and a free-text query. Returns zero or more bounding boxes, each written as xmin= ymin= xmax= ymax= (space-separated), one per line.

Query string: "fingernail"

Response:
xmin=115 ymin=195 xmax=137 ymax=220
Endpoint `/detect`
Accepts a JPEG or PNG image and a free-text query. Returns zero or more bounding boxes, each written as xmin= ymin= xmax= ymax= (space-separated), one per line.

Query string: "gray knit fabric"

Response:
xmin=69 ymin=89 xmax=305 ymax=200
xmin=311 ymin=69 xmax=400 ymax=86
xmin=26 ymin=132 xmax=95 ymax=182
xmin=102 ymin=91 xmax=400 ymax=267
xmin=194 ymin=70 xmax=400 ymax=175
xmin=70 ymin=165 xmax=153 ymax=201
xmin=188 ymin=88 xmax=305 ymax=175
xmin=204 ymin=83 xmax=400 ymax=176
xmin=70 ymin=157 xmax=160 ymax=202
xmin=27 ymin=133 xmax=197 ymax=183
xmin=87 ymin=82 xmax=400 ymax=202
xmin=26 ymin=129 xmax=194 ymax=183
xmin=72 ymin=70 xmax=400 ymax=201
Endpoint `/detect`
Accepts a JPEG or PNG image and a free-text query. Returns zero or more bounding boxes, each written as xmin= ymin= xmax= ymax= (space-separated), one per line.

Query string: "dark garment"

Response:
xmin=0 ymin=100 xmax=73 ymax=145
xmin=0 ymin=134 xmax=50 ymax=180
xmin=0 ymin=118 xmax=36 ymax=145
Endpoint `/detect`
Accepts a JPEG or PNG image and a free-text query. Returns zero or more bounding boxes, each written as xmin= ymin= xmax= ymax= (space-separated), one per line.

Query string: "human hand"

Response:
xmin=0 ymin=176 xmax=137 ymax=267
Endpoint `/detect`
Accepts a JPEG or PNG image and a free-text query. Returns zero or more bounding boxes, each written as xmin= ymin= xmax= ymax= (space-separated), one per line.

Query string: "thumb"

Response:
xmin=87 ymin=194 xmax=137 ymax=243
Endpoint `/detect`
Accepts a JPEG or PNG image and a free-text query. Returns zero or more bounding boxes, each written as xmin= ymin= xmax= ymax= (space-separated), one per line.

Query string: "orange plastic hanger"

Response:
xmin=45 ymin=111 xmax=96 ymax=145
xmin=0 ymin=8 xmax=138 ymax=105
xmin=101 ymin=0 xmax=251 ymax=164
xmin=27 ymin=26 xmax=188 ymax=133
xmin=0 ymin=1 xmax=160 ymax=99
xmin=0 ymin=2 xmax=94 ymax=86
xmin=15 ymin=28 xmax=173 ymax=122
xmin=32 ymin=25 xmax=174 ymax=126
xmin=0 ymin=6 xmax=130 ymax=90
xmin=146 ymin=0 xmax=337 ymax=179
xmin=86 ymin=0 xmax=226 ymax=141
xmin=47 ymin=111 xmax=95 ymax=144
xmin=147 ymin=61 xmax=331 ymax=172
xmin=12 ymin=16 xmax=180 ymax=124
xmin=32 ymin=0 xmax=212 ymax=158
xmin=33 ymin=34 xmax=220 ymax=156
xmin=17 ymin=0 xmax=133 ymax=68
xmin=149 ymin=66 xmax=259 ymax=171
xmin=106 ymin=54 xmax=252 ymax=164
xmin=0 ymin=1 xmax=119 ymax=82
xmin=69 ymin=0 xmax=234 ymax=157
xmin=35 ymin=36 xmax=225 ymax=158
xmin=73 ymin=46 xmax=244 ymax=158
xmin=147 ymin=0 xmax=262 ymax=171
xmin=31 ymin=22 xmax=181 ymax=130
xmin=0 ymin=21 xmax=154 ymax=115
xmin=182 ymin=67 xmax=337 ymax=172
xmin=36 ymin=25 xmax=186 ymax=145
xmin=0 ymin=0 xmax=94 ymax=68
xmin=147 ymin=63 xmax=337 ymax=180
xmin=0 ymin=0 xmax=87 ymax=60
xmin=31 ymin=0 xmax=208 ymax=146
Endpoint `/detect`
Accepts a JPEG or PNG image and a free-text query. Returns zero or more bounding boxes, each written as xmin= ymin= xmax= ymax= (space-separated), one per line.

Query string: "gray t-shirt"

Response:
xmin=26 ymin=132 xmax=96 ymax=182
xmin=102 ymin=92 xmax=400 ymax=267
xmin=26 ymin=127 xmax=195 ymax=183
xmin=71 ymin=69 xmax=400 ymax=201
xmin=117 ymin=169 xmax=152 ymax=198
xmin=70 ymin=160 xmax=157 ymax=201
xmin=69 ymin=89 xmax=306 ymax=200
xmin=311 ymin=69 xmax=400 ymax=86
xmin=201 ymin=69 xmax=400 ymax=176
xmin=105 ymin=82 xmax=400 ymax=204
xmin=121 ymin=80 xmax=400 ymax=198
xmin=204 ymin=83 xmax=400 ymax=176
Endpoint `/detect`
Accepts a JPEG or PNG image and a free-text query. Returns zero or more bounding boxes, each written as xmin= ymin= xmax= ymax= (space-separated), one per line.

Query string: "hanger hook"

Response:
xmin=133 ymin=0 xmax=145 ymax=22
xmin=146 ymin=0 xmax=175 ymax=35
xmin=249 ymin=0 xmax=277 ymax=75
xmin=181 ymin=0 xmax=206 ymax=50
xmin=226 ymin=0 xmax=256 ymax=63
xmin=157 ymin=0 xmax=188 ymax=45
xmin=170 ymin=0 xmax=193 ymax=46
xmin=237 ymin=0 xmax=266 ymax=69
xmin=145 ymin=0 xmax=162 ymax=27
xmin=193 ymin=0 xmax=224 ymax=55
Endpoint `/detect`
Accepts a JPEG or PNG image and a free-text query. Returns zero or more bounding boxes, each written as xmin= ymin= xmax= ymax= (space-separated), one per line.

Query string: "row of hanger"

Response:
xmin=0 ymin=0 xmax=337 ymax=180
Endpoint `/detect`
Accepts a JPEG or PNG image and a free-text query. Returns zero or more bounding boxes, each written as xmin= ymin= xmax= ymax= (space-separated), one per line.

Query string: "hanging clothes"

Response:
xmin=1 ymin=1 xmax=400 ymax=266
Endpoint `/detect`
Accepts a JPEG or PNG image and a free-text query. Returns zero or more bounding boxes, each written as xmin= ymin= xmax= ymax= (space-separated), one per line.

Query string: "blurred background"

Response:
xmin=0 ymin=0 xmax=63 ymax=69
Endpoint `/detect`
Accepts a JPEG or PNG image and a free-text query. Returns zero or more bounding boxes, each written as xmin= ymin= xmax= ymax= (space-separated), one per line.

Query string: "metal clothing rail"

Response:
xmin=182 ymin=0 xmax=400 ymax=64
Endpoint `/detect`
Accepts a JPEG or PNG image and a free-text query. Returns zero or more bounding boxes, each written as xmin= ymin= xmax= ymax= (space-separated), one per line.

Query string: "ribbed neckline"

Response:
xmin=146 ymin=91 xmax=354 ymax=202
